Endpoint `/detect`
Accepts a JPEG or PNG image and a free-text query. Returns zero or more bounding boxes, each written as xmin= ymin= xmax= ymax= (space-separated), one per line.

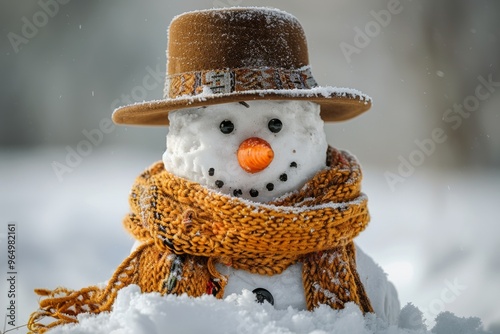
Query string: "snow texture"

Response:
xmin=171 ymin=6 xmax=301 ymax=27
xmin=163 ymin=100 xmax=328 ymax=202
xmin=111 ymin=85 xmax=372 ymax=113
xmin=159 ymin=84 xmax=373 ymax=104
xmin=47 ymin=285 xmax=488 ymax=334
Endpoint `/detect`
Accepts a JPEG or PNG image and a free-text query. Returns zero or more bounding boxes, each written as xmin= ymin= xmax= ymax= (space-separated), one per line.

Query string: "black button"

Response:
xmin=252 ymin=288 xmax=274 ymax=306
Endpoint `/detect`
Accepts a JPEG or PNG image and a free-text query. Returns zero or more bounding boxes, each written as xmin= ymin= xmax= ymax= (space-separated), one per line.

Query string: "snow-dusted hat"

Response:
xmin=112 ymin=7 xmax=371 ymax=126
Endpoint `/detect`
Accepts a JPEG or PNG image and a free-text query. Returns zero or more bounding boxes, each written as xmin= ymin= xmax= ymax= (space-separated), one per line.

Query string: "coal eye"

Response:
xmin=220 ymin=120 xmax=234 ymax=134
xmin=268 ymin=118 xmax=282 ymax=133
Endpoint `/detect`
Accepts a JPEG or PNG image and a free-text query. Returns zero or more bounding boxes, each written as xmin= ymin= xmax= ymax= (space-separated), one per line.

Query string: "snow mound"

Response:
xmin=431 ymin=312 xmax=487 ymax=334
xmin=48 ymin=285 xmax=488 ymax=334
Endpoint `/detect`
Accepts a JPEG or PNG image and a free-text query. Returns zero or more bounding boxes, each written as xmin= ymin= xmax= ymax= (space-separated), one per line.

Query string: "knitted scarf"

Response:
xmin=28 ymin=147 xmax=373 ymax=333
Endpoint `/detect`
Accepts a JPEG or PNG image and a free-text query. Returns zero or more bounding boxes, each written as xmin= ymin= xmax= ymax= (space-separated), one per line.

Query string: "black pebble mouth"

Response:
xmin=209 ymin=161 xmax=298 ymax=198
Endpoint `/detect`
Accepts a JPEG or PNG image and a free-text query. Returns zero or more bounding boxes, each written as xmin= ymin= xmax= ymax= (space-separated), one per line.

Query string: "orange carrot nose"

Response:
xmin=237 ymin=137 xmax=274 ymax=173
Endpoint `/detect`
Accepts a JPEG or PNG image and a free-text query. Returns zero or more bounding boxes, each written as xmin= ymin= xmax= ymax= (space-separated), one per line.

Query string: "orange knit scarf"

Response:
xmin=28 ymin=147 xmax=373 ymax=333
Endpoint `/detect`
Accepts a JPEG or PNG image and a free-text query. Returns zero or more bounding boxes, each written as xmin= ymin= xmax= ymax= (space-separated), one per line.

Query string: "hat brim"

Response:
xmin=112 ymin=86 xmax=372 ymax=126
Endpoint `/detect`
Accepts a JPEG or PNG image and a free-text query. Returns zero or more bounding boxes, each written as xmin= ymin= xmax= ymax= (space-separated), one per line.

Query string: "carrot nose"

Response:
xmin=237 ymin=137 xmax=274 ymax=173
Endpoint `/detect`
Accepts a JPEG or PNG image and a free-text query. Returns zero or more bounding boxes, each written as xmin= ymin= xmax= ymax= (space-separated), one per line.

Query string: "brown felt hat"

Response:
xmin=112 ymin=7 xmax=371 ymax=126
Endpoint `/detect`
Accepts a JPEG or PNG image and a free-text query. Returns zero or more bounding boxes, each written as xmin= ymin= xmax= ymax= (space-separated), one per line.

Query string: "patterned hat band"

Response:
xmin=164 ymin=66 xmax=318 ymax=99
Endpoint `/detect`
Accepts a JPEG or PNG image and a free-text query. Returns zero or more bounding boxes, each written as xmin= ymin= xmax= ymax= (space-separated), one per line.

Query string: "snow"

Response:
xmin=398 ymin=303 xmax=426 ymax=331
xmin=163 ymin=100 xmax=328 ymax=203
xmin=159 ymin=85 xmax=372 ymax=103
xmin=111 ymin=85 xmax=372 ymax=118
xmin=171 ymin=6 xmax=301 ymax=26
xmin=45 ymin=285 xmax=488 ymax=334
xmin=203 ymin=85 xmax=367 ymax=103
xmin=431 ymin=312 xmax=487 ymax=334
xmin=223 ymin=192 xmax=368 ymax=216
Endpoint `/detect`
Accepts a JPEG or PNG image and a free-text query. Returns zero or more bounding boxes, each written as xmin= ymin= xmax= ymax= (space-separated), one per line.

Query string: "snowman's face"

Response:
xmin=163 ymin=100 xmax=328 ymax=203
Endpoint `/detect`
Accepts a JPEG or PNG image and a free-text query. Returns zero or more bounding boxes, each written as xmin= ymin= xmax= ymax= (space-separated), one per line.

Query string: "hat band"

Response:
xmin=164 ymin=66 xmax=318 ymax=99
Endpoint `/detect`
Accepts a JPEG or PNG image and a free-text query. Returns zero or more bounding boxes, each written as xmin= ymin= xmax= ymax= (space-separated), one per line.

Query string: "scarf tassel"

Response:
xmin=28 ymin=242 xmax=150 ymax=333
xmin=302 ymin=242 xmax=373 ymax=313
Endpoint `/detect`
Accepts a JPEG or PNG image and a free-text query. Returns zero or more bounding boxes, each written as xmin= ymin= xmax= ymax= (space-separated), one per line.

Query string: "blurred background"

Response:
xmin=1 ymin=0 xmax=499 ymax=332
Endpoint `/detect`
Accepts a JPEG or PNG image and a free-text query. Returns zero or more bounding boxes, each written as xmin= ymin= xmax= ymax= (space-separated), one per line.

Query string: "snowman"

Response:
xmin=161 ymin=99 xmax=400 ymax=323
xmin=29 ymin=7 xmax=399 ymax=332
xmin=162 ymin=99 xmax=328 ymax=309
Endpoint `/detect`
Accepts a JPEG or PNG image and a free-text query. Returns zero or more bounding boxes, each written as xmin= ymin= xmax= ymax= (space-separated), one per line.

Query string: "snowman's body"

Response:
xmin=217 ymin=249 xmax=400 ymax=325
xmin=161 ymin=100 xmax=400 ymax=324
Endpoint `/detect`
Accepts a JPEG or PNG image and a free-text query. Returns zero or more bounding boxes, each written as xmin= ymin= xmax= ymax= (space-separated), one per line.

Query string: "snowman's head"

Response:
xmin=163 ymin=100 xmax=328 ymax=202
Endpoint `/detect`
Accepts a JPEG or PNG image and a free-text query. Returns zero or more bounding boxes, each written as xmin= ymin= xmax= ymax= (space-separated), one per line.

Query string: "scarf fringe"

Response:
xmin=28 ymin=242 xmax=150 ymax=333
xmin=303 ymin=242 xmax=373 ymax=313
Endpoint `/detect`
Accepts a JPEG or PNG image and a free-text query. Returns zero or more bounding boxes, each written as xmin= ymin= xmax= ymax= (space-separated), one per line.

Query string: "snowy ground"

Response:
xmin=0 ymin=147 xmax=499 ymax=333
xmin=45 ymin=285 xmax=488 ymax=334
